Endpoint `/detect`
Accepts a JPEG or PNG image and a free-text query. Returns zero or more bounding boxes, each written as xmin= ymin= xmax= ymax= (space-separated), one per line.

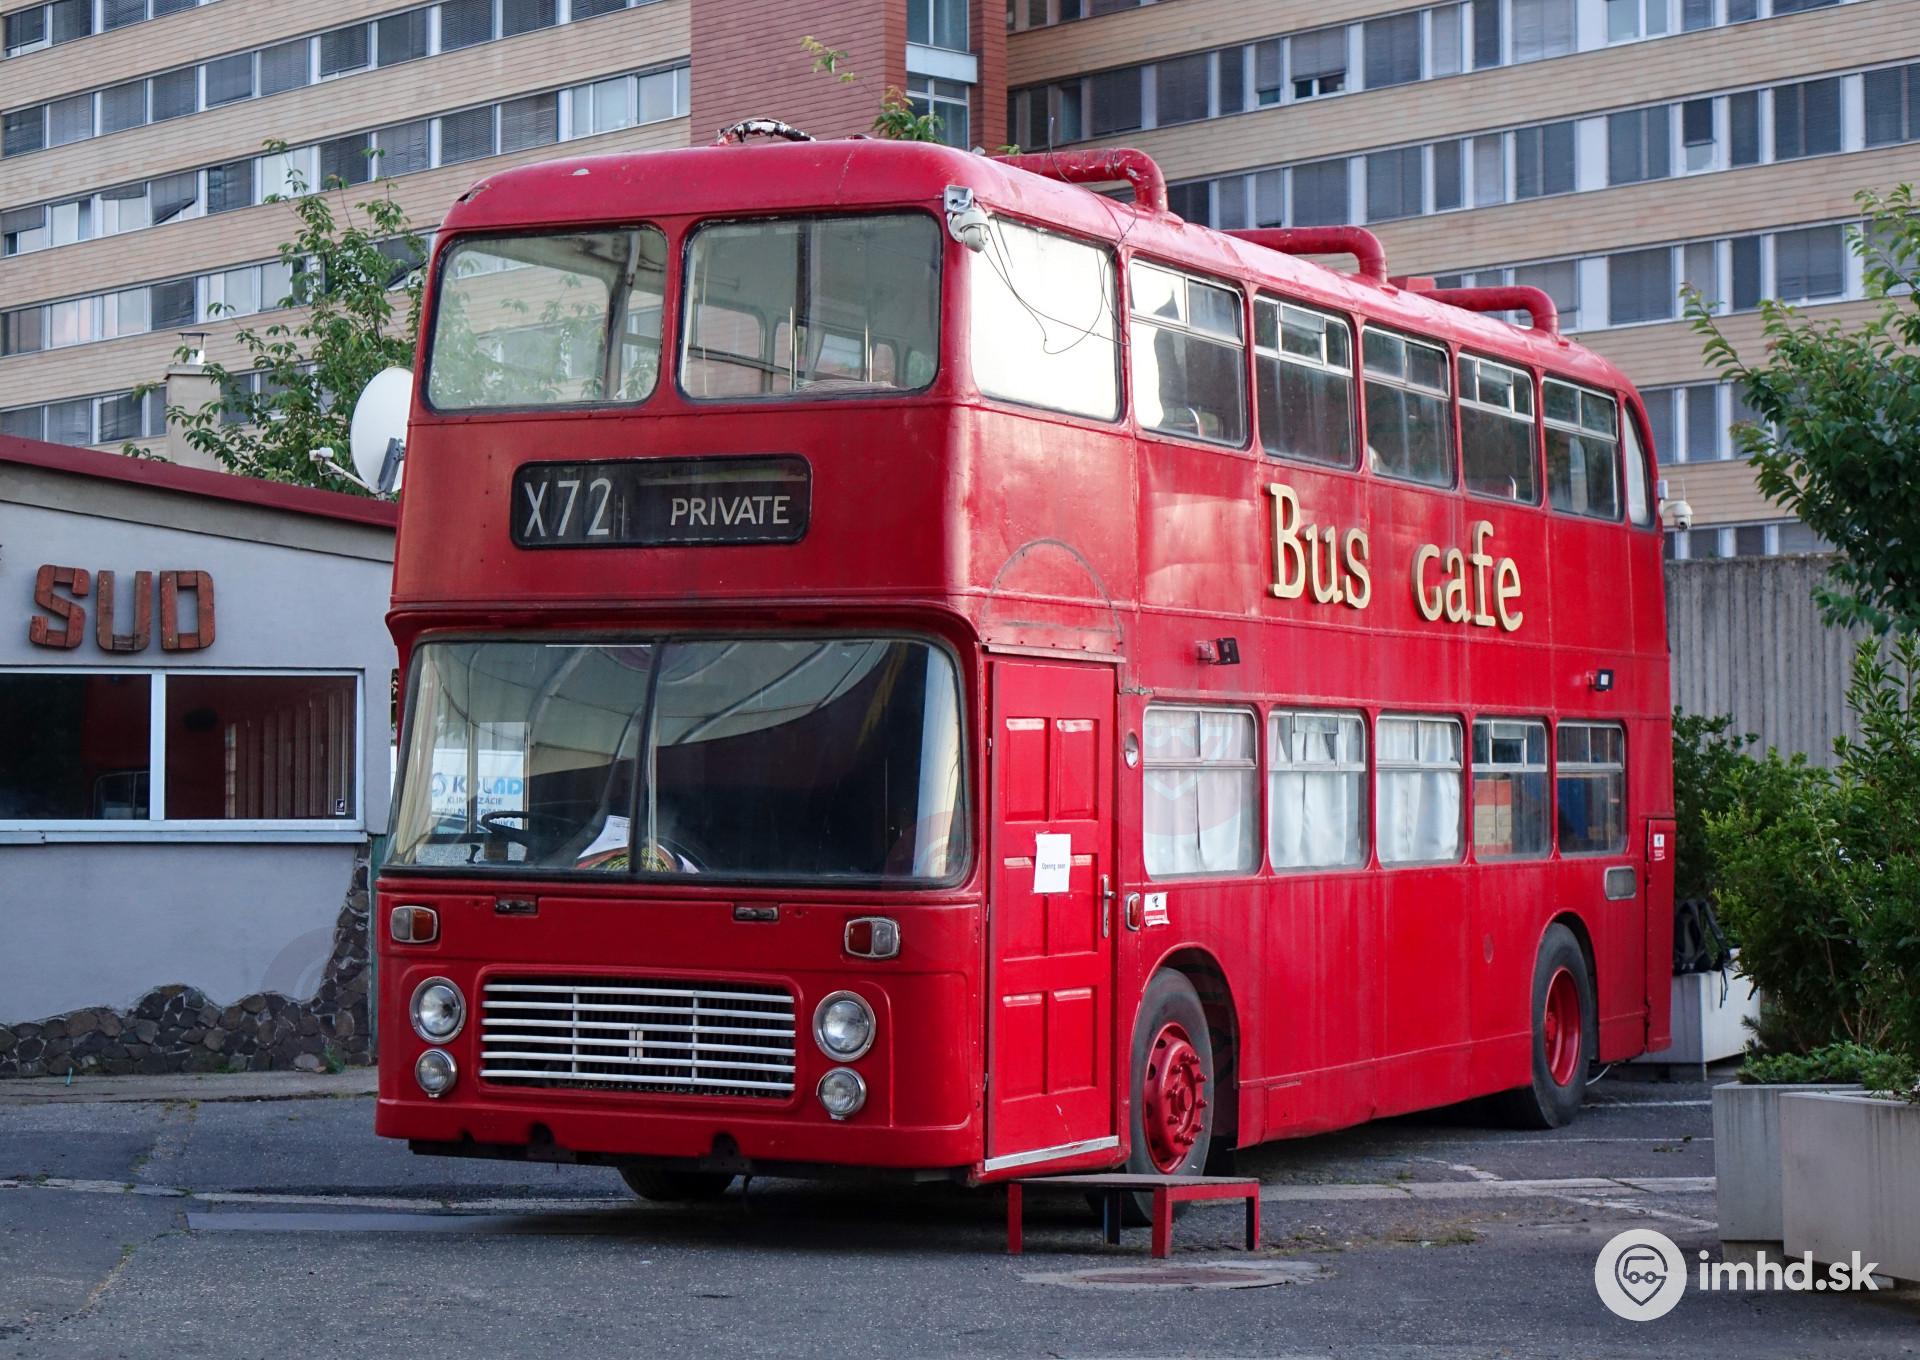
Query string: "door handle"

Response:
xmin=1099 ymin=874 xmax=1114 ymax=937
xmin=1124 ymin=892 xmax=1142 ymax=932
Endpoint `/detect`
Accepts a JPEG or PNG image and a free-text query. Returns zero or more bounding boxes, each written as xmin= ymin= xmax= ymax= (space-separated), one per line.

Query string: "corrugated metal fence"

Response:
xmin=1665 ymin=555 xmax=1877 ymax=764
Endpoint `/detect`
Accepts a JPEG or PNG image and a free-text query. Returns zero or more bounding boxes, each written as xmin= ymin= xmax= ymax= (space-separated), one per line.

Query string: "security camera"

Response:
xmin=1668 ymin=498 xmax=1694 ymax=533
xmin=943 ymin=185 xmax=992 ymax=254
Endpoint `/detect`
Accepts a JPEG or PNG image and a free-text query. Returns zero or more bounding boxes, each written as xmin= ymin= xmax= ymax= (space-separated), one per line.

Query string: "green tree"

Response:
xmin=1671 ymin=710 xmax=1757 ymax=903
xmin=800 ymin=37 xmax=946 ymax=143
xmin=1688 ymin=184 xmax=1920 ymax=633
xmin=127 ymin=146 xmax=426 ymax=492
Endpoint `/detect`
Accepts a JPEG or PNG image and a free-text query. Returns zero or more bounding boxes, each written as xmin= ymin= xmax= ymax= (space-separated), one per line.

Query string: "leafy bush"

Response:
xmin=1739 ymin=1043 xmax=1915 ymax=1095
xmin=1709 ymin=637 xmax=1920 ymax=1071
xmin=1671 ymin=711 xmax=1757 ymax=905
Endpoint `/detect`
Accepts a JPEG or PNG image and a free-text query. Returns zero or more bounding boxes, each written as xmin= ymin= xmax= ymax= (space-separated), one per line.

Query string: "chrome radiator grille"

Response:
xmin=479 ymin=977 xmax=797 ymax=1097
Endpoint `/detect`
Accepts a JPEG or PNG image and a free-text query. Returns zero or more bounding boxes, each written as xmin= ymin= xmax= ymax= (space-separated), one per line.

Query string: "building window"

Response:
xmin=438 ymin=106 xmax=497 ymax=164
xmin=439 ymin=0 xmax=493 ymax=50
xmin=205 ymin=159 xmax=254 ymax=214
xmin=1143 ymin=707 xmax=1258 ymax=878
xmin=1253 ymin=38 xmax=1282 ymax=105
xmin=1087 ymin=67 xmax=1142 ymax=136
xmin=1290 ymin=158 xmax=1350 ymax=226
xmin=1556 ymin=723 xmax=1625 ymax=854
xmin=1255 ymin=298 xmax=1354 ymax=468
xmin=204 ymin=52 xmax=254 ymax=107
xmin=373 ymin=120 xmax=432 ymax=176
xmin=1605 ymin=0 xmax=1669 ymax=41
xmin=166 ymin=675 xmax=358 ymax=820
xmin=4 ymin=7 xmax=48 ymax=56
xmin=1365 ymin=146 xmax=1424 ymax=223
xmin=1290 ymin=27 xmax=1347 ymax=99
xmin=46 ymin=94 xmax=93 ymax=147
xmin=1608 ymin=105 xmax=1671 ymax=185
xmin=1514 ymin=260 xmax=1578 ymax=329
xmin=1864 ymin=64 xmax=1920 ymax=148
xmin=1377 ymin=715 xmax=1463 ymax=865
xmin=0 ymin=675 xmax=150 ymax=820
xmin=1129 ymin=262 xmax=1248 ymax=446
xmin=1363 ymin=328 xmax=1453 ymax=487
xmin=906 ymin=76 xmax=970 ymax=147
xmin=1472 ymin=0 xmax=1501 ymax=68
xmin=1773 ymin=77 xmax=1841 ymax=160
xmin=100 ymin=81 xmax=147 ymax=133
xmin=498 ymin=92 xmax=559 ymax=152
xmin=1773 ymin=224 xmax=1845 ymax=302
xmin=1363 ymin=12 xmax=1421 ymax=90
xmin=149 ymin=67 xmax=197 ymax=122
xmin=1433 ymin=140 xmax=1464 ymax=211
xmin=1472 ymin=718 xmax=1550 ymax=859
xmin=1730 ymin=234 xmax=1763 ymax=308
xmin=1681 ymin=97 xmax=1714 ymax=171
xmin=319 ymin=135 xmax=372 ymax=187
xmin=1544 ymin=379 xmax=1621 ymax=519
xmin=908 ymin=0 xmax=969 ymax=52
xmin=317 ymin=24 xmax=369 ymax=77
xmin=1608 ymin=246 xmax=1675 ymax=325
xmin=1459 ymin=353 xmax=1538 ymax=503
xmin=1510 ymin=0 xmax=1574 ymax=63
xmin=1156 ymin=53 xmax=1209 ymax=126
xmin=1513 ymin=121 xmax=1574 ymax=199
xmin=377 ymin=10 xmax=429 ymax=66
xmin=501 ymin=0 xmax=558 ymax=37
xmin=259 ymin=39 xmax=311 ymax=96
xmin=1269 ymin=710 xmax=1367 ymax=870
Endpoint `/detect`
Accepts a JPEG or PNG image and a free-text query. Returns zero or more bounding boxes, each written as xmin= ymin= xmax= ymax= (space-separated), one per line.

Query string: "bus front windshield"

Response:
xmin=388 ymin=637 xmax=967 ymax=884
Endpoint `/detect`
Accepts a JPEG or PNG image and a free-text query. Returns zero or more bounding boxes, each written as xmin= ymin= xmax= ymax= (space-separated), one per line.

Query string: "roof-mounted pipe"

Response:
xmin=1415 ymin=285 xmax=1561 ymax=337
xmin=1226 ymin=227 xmax=1388 ymax=285
xmin=992 ymin=149 xmax=1168 ymax=215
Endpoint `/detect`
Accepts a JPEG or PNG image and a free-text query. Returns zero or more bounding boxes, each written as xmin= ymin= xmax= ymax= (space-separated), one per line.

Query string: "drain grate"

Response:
xmin=1020 ymin=1260 xmax=1324 ymax=1291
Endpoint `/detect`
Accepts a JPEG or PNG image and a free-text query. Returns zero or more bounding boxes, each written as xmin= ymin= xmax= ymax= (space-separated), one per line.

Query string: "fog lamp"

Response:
xmin=410 ymin=977 xmax=465 ymax=1042
xmin=816 ymin=1067 xmax=867 ymax=1120
xmin=415 ymin=1048 xmax=457 ymax=1097
xmin=813 ymin=991 xmax=875 ymax=1060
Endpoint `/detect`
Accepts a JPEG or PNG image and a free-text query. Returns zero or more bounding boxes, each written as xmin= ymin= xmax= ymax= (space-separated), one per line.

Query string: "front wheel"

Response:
xmin=1493 ymin=923 xmax=1596 ymax=1130
xmin=1103 ymin=971 xmax=1216 ymax=1224
xmin=619 ymin=1167 xmax=736 ymax=1202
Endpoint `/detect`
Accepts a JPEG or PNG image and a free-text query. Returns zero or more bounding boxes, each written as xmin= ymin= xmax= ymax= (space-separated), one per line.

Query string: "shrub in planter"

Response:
xmin=1740 ymin=1043 xmax=1915 ymax=1094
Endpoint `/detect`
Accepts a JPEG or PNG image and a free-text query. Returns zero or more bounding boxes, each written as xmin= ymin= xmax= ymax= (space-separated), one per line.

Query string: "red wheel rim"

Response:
xmin=1543 ymin=966 xmax=1582 ymax=1088
xmin=1142 ymin=1021 xmax=1207 ymax=1173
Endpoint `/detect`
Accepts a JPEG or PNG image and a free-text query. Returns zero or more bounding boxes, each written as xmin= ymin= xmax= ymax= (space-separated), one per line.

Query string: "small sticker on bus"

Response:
xmin=1143 ymin=893 xmax=1170 ymax=927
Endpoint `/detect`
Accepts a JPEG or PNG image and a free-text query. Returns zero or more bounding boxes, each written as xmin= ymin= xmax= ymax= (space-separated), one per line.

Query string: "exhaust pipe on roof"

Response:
xmin=1225 ymin=227 xmax=1390 ymax=285
xmin=992 ymin=148 xmax=1169 ymax=215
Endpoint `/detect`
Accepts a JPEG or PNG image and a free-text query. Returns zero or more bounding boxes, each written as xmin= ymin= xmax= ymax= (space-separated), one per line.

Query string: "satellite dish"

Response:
xmin=349 ymin=367 xmax=414 ymax=495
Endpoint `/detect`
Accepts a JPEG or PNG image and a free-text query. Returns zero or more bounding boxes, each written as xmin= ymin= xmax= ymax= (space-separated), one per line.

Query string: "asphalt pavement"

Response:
xmin=1 ymin=1069 xmax=1915 ymax=1358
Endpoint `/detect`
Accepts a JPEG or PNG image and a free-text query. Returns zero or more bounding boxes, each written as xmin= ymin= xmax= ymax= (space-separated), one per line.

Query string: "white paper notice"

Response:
xmin=1032 ymin=834 xmax=1072 ymax=893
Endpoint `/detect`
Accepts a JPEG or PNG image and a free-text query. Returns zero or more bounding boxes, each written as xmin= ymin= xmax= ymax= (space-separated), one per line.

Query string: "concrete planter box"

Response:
xmin=1635 ymin=967 xmax=1761 ymax=1075
xmin=1714 ymin=1082 xmax=1861 ymax=1243
xmin=1781 ymin=1092 xmax=1920 ymax=1283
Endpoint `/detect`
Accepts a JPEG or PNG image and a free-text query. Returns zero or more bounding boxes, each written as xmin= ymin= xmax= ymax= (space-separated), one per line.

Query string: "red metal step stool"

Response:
xmin=1005 ymin=1173 xmax=1262 ymax=1259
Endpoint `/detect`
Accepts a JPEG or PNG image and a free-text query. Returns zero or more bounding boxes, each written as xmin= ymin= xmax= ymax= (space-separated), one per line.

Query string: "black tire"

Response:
xmin=1100 ymin=970 xmax=1217 ymax=1225
xmin=619 ymin=1167 xmax=736 ymax=1202
xmin=1493 ymin=923 xmax=1596 ymax=1130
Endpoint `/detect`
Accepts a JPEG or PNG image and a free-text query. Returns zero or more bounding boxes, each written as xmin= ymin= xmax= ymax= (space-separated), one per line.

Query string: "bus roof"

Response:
xmin=439 ymin=139 xmax=1636 ymax=402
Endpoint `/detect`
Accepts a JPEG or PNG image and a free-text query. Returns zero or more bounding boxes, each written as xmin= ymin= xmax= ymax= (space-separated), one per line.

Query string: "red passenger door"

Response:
xmin=983 ymin=660 xmax=1117 ymax=1172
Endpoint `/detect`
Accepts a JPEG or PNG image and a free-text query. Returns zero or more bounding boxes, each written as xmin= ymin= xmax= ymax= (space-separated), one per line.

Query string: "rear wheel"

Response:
xmin=619 ymin=1167 xmax=736 ymax=1202
xmin=1494 ymin=924 xmax=1596 ymax=1130
xmin=1102 ymin=971 xmax=1216 ymax=1224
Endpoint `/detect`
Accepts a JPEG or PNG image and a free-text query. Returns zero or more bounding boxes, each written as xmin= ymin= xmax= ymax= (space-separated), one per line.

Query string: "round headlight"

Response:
xmin=410 ymin=978 xmax=465 ymax=1042
xmin=813 ymin=991 xmax=875 ymax=1061
xmin=816 ymin=1067 xmax=867 ymax=1120
xmin=415 ymin=1048 xmax=457 ymax=1097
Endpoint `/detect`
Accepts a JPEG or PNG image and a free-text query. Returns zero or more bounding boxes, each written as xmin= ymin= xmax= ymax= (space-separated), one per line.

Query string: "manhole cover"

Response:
xmin=1021 ymin=1259 xmax=1324 ymax=1291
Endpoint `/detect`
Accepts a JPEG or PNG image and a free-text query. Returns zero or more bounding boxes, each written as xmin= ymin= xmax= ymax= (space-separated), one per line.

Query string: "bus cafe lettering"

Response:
xmin=26 ymin=565 xmax=216 ymax=652
xmin=1266 ymin=483 xmax=1522 ymax=632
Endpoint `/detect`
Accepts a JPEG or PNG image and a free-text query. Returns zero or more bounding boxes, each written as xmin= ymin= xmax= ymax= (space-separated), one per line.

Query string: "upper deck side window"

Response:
xmin=970 ymin=217 xmax=1120 ymax=420
xmin=1362 ymin=327 xmax=1454 ymax=488
xmin=1622 ymin=404 xmax=1654 ymax=527
xmin=681 ymin=212 xmax=940 ymax=402
xmin=425 ymin=227 xmax=668 ymax=411
xmin=1128 ymin=260 xmax=1248 ymax=448
xmin=1458 ymin=352 xmax=1539 ymax=505
xmin=1253 ymin=296 xmax=1355 ymax=470
xmin=1542 ymin=378 xmax=1622 ymax=520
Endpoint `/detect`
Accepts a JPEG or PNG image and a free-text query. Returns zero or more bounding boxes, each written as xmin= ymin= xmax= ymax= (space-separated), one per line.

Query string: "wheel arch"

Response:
xmin=1152 ymin=946 xmax=1242 ymax=1148
xmin=1549 ymin=910 xmax=1598 ymax=999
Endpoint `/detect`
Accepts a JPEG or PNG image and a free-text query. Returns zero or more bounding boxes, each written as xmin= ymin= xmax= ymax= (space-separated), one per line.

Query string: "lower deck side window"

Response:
xmin=1376 ymin=714 xmax=1463 ymax=863
xmin=1143 ymin=705 xmax=1257 ymax=877
xmin=1557 ymin=721 xmax=1626 ymax=853
xmin=1472 ymin=717 xmax=1549 ymax=858
xmin=1268 ymin=709 xmax=1366 ymax=869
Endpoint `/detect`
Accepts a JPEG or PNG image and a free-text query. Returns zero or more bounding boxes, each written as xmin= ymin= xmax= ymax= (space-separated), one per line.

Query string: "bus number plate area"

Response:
xmin=511 ymin=456 xmax=811 ymax=548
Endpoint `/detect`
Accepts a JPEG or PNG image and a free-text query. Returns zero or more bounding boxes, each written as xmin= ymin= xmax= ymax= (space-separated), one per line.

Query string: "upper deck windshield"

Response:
xmin=425 ymin=228 xmax=667 ymax=410
xmin=388 ymin=637 xmax=967 ymax=885
xmin=680 ymin=213 xmax=940 ymax=399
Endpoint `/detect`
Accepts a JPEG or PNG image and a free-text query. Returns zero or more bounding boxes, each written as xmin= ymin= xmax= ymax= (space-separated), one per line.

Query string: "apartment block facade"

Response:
xmin=2 ymin=0 xmax=1914 ymax=555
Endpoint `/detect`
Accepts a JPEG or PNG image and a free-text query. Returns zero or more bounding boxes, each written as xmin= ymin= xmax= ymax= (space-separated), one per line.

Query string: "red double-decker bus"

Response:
xmin=374 ymin=136 xmax=1674 ymax=1200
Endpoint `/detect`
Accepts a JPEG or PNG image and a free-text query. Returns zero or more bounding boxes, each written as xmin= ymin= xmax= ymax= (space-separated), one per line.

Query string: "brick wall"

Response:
xmin=693 ymin=0 xmax=906 ymax=144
